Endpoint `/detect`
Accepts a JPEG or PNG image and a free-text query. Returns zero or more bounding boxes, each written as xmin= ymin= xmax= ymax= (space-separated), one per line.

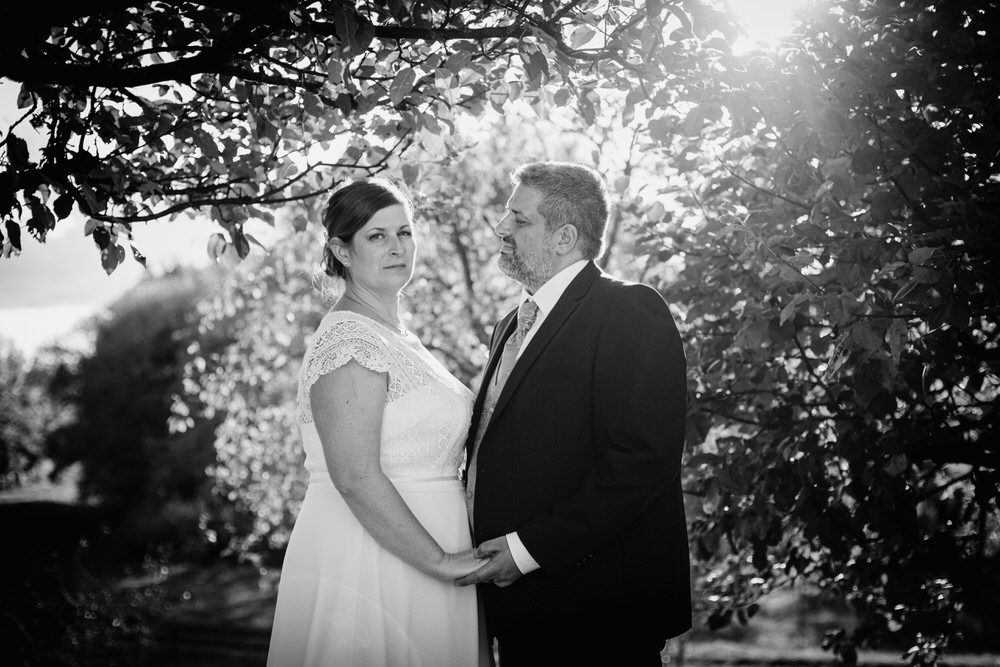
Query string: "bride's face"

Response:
xmin=343 ymin=204 xmax=416 ymax=294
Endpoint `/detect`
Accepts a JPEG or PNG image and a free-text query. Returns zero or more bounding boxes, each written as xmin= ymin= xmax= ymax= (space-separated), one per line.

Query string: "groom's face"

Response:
xmin=494 ymin=184 xmax=555 ymax=293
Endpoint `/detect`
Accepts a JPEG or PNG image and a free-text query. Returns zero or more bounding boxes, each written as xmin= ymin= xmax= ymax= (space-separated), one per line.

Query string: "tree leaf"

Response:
xmin=669 ymin=5 xmax=694 ymax=38
xmin=688 ymin=452 xmax=722 ymax=467
xmin=27 ymin=198 xmax=56 ymax=240
xmin=130 ymin=243 xmax=147 ymax=267
xmin=92 ymin=226 xmax=110 ymax=250
xmin=232 ymin=228 xmax=251 ymax=258
xmin=333 ymin=6 xmax=353 ymax=48
xmin=780 ymin=293 xmax=810 ymax=325
xmin=245 ymin=233 xmax=268 ymax=252
xmin=53 ymin=193 xmax=74 ymax=220
xmin=570 ymin=25 xmax=596 ymax=48
xmin=302 ymin=92 xmax=323 ymax=117
xmin=402 ymin=163 xmax=420 ymax=186
xmin=334 ymin=92 xmax=355 ymax=117
xmin=521 ymin=46 xmax=540 ymax=84
xmin=681 ymin=105 xmax=704 ymax=136
xmin=389 ymin=68 xmax=417 ymax=107
xmin=529 ymin=49 xmax=550 ymax=83
xmin=191 ymin=128 xmax=219 ymax=158
xmin=16 ymin=84 xmax=35 ymax=109
xmin=884 ymin=453 xmax=908 ymax=476
xmin=489 ymin=82 xmax=509 ymax=112
xmin=886 ymin=318 xmax=907 ymax=366
xmin=908 ymin=246 xmax=936 ymax=266
xmin=578 ymin=91 xmax=596 ymax=125
xmin=443 ymin=51 xmax=473 ymax=74
xmin=851 ymin=146 xmax=882 ymax=175
xmin=326 ymin=59 xmax=344 ymax=86
xmin=207 ymin=233 xmax=227 ymax=261
xmin=4 ymin=219 xmax=20 ymax=250
xmin=785 ymin=253 xmax=815 ymax=269
xmin=849 ymin=321 xmax=882 ymax=351
xmin=102 ymin=243 xmax=121 ymax=274
xmin=350 ymin=14 xmax=375 ymax=55
xmin=248 ymin=206 xmax=275 ymax=226
xmin=7 ymin=135 xmax=30 ymax=169
xmin=870 ymin=191 xmax=895 ymax=222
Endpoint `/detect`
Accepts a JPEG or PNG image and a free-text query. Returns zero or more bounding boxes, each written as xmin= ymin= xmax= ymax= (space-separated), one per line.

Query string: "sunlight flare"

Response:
xmin=728 ymin=0 xmax=805 ymax=51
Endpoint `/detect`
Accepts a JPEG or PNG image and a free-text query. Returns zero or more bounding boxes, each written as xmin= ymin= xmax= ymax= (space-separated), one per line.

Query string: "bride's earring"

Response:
xmin=329 ymin=239 xmax=351 ymax=267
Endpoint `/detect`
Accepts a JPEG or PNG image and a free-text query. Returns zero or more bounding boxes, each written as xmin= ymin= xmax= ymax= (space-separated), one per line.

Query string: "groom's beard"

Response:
xmin=497 ymin=241 xmax=554 ymax=294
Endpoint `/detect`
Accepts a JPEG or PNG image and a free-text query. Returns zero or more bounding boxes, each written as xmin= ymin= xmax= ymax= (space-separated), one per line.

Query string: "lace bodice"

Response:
xmin=296 ymin=311 xmax=474 ymax=481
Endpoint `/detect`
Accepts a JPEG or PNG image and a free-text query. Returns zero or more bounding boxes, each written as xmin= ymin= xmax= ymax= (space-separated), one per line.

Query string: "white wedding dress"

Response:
xmin=267 ymin=311 xmax=487 ymax=667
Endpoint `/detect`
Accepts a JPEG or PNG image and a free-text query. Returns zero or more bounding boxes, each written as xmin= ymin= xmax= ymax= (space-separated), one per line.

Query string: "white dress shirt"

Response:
xmin=504 ymin=260 xmax=589 ymax=574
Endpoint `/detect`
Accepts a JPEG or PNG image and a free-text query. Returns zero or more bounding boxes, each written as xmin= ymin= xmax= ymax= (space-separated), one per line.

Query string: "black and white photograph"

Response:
xmin=2 ymin=1 xmax=997 ymax=666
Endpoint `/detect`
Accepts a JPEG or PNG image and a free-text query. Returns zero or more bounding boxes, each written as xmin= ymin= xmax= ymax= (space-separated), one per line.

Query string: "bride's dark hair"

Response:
xmin=321 ymin=178 xmax=412 ymax=278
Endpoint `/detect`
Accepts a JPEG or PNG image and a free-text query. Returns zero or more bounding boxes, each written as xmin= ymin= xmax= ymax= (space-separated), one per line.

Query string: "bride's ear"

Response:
xmin=328 ymin=237 xmax=351 ymax=266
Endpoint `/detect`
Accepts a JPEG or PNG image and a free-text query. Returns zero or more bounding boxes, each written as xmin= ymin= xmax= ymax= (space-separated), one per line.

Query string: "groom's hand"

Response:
xmin=455 ymin=536 xmax=523 ymax=588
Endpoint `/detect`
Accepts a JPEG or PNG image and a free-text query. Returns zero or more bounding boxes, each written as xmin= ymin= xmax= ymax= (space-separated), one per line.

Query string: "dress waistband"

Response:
xmin=308 ymin=473 xmax=461 ymax=488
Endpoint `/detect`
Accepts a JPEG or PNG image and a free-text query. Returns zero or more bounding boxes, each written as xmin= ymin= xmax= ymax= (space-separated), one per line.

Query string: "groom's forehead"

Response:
xmin=506 ymin=186 xmax=545 ymax=215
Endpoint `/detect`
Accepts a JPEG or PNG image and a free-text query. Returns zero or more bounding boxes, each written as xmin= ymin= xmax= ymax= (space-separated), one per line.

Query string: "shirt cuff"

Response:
xmin=506 ymin=531 xmax=541 ymax=574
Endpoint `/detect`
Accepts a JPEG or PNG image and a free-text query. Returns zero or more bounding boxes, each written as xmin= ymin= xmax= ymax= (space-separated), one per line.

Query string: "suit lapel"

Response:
xmin=489 ymin=262 xmax=601 ymax=422
xmin=466 ymin=308 xmax=518 ymax=451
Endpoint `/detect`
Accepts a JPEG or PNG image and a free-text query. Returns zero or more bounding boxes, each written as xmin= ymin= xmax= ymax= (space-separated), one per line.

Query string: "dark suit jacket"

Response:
xmin=467 ymin=262 xmax=691 ymax=641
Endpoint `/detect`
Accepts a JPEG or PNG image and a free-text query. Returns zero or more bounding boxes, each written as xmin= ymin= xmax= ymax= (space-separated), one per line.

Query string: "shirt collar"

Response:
xmin=520 ymin=260 xmax=589 ymax=317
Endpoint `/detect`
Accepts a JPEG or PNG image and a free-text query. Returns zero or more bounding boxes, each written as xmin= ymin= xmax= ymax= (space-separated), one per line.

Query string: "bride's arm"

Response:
xmin=311 ymin=359 xmax=483 ymax=582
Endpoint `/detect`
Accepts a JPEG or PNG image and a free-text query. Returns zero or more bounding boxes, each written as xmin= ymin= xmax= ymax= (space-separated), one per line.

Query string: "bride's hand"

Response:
xmin=434 ymin=548 xmax=491 ymax=581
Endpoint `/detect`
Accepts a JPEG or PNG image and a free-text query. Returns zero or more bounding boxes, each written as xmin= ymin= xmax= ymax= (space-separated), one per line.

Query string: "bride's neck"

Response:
xmin=340 ymin=285 xmax=402 ymax=329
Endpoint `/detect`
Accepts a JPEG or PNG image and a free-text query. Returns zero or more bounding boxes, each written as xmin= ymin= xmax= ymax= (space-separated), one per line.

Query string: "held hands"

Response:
xmin=454 ymin=536 xmax=523 ymax=588
xmin=434 ymin=548 xmax=490 ymax=582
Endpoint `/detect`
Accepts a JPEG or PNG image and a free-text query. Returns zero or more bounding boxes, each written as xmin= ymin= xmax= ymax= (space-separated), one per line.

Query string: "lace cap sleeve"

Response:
xmin=296 ymin=316 xmax=395 ymax=425
xmin=297 ymin=312 xmax=428 ymax=424
xmin=301 ymin=316 xmax=392 ymax=395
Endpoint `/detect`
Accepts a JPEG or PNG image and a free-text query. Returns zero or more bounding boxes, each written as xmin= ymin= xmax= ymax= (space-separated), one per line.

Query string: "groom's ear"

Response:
xmin=553 ymin=223 xmax=579 ymax=256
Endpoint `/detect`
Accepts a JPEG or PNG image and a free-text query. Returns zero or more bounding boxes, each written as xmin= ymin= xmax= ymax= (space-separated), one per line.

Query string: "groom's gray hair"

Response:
xmin=511 ymin=161 xmax=609 ymax=261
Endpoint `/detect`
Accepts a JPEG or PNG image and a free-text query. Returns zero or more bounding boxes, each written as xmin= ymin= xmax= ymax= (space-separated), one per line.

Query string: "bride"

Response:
xmin=266 ymin=178 xmax=488 ymax=666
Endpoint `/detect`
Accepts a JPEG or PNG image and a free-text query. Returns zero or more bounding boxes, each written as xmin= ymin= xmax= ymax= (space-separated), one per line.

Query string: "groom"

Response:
xmin=458 ymin=161 xmax=691 ymax=666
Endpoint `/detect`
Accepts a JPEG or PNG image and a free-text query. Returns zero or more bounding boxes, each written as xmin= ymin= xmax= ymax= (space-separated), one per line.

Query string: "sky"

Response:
xmin=0 ymin=79 xmax=214 ymax=357
xmin=0 ymin=212 xmax=215 ymax=356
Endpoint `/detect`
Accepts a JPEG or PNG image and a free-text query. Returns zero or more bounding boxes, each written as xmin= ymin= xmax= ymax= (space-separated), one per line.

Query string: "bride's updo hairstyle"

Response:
xmin=321 ymin=178 xmax=412 ymax=279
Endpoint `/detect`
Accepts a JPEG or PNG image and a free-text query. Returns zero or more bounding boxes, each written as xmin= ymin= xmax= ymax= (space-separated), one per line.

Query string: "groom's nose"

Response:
xmin=493 ymin=213 xmax=512 ymax=238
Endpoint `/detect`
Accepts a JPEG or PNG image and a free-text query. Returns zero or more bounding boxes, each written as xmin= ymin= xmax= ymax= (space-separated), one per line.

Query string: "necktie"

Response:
xmin=466 ymin=299 xmax=539 ymax=525
xmin=490 ymin=299 xmax=539 ymax=398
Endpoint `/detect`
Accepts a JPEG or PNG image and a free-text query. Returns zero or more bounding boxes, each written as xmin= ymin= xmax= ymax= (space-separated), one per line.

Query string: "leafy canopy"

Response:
xmin=1 ymin=0 xmax=726 ymax=272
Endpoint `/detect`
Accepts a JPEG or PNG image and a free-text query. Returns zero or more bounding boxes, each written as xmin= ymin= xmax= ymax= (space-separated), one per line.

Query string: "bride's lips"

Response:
xmin=385 ymin=263 xmax=408 ymax=270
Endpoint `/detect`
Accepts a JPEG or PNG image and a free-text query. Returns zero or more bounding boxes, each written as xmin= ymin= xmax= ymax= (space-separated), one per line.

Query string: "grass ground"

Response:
xmin=139 ymin=561 xmax=999 ymax=667
xmin=4 ymin=473 xmax=998 ymax=667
